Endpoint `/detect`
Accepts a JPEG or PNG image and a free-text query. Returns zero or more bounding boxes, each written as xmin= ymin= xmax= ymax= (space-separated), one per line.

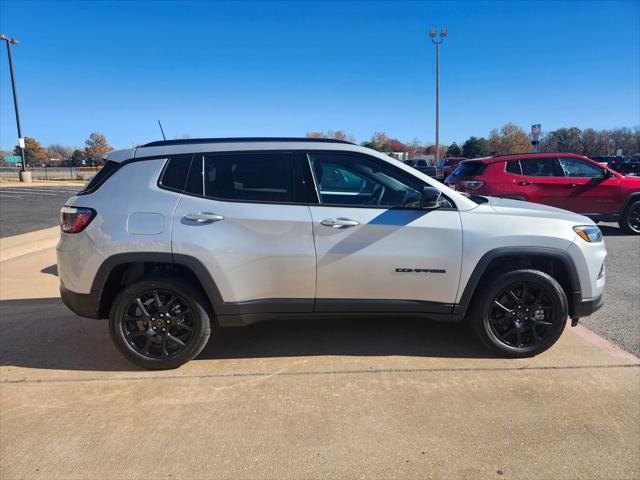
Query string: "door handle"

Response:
xmin=569 ymin=183 xmax=578 ymax=188
xmin=183 ymin=212 xmax=224 ymax=223
xmin=321 ymin=217 xmax=360 ymax=228
xmin=517 ymin=181 xmax=532 ymax=186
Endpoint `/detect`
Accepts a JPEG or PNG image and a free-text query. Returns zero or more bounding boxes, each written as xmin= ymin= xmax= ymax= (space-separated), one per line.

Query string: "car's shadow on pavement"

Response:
xmin=600 ymin=225 xmax=626 ymax=237
xmin=0 ymin=297 xmax=493 ymax=373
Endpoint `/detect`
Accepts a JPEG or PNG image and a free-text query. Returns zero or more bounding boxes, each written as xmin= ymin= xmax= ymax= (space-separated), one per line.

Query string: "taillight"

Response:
xmin=459 ymin=180 xmax=485 ymax=190
xmin=60 ymin=206 xmax=95 ymax=233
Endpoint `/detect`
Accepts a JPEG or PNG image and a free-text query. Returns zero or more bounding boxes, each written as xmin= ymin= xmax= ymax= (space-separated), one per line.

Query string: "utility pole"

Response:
xmin=429 ymin=27 xmax=447 ymax=165
xmin=1 ymin=34 xmax=30 ymax=181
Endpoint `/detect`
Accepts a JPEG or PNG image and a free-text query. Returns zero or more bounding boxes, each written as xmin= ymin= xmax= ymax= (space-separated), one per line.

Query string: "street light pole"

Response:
xmin=429 ymin=28 xmax=447 ymax=165
xmin=1 ymin=34 xmax=28 ymax=179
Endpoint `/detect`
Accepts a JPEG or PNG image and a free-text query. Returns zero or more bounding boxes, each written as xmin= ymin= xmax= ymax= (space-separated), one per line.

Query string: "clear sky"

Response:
xmin=0 ymin=0 xmax=638 ymax=150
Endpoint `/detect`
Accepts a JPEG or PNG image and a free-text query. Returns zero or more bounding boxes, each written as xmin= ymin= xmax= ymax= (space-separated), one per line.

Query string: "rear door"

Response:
xmin=171 ymin=152 xmax=316 ymax=312
xmin=306 ymin=151 xmax=463 ymax=311
xmin=556 ymin=157 xmax=621 ymax=214
xmin=517 ymin=158 xmax=568 ymax=208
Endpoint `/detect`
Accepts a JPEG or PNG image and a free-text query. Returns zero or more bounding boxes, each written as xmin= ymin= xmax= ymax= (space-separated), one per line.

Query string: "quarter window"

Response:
xmin=308 ymin=153 xmax=423 ymax=207
xmin=203 ymin=153 xmax=294 ymax=203
xmin=159 ymin=156 xmax=193 ymax=191
xmin=557 ymin=158 xmax=603 ymax=178
xmin=505 ymin=160 xmax=522 ymax=174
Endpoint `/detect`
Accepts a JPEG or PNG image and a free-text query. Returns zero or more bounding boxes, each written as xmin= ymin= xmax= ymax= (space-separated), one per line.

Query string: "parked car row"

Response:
xmin=444 ymin=152 xmax=640 ymax=234
xmin=403 ymin=159 xmax=438 ymax=178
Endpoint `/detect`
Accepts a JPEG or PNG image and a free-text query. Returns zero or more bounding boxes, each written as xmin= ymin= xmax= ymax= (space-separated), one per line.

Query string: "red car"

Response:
xmin=444 ymin=152 xmax=640 ymax=234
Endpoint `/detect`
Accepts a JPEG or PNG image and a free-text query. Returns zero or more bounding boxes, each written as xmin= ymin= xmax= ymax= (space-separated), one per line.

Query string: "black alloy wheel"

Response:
xmin=469 ymin=269 xmax=568 ymax=358
xmin=620 ymin=200 xmax=640 ymax=234
xmin=121 ymin=289 xmax=195 ymax=359
xmin=110 ymin=276 xmax=211 ymax=369
xmin=486 ymin=281 xmax=554 ymax=349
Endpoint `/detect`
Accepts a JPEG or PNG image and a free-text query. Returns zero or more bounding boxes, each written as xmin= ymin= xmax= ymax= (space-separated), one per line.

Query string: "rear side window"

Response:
xmin=203 ymin=153 xmax=294 ymax=203
xmin=78 ymin=160 xmax=120 ymax=195
xmin=159 ymin=156 xmax=193 ymax=191
xmin=520 ymin=158 xmax=556 ymax=177
xmin=505 ymin=160 xmax=522 ymax=174
xmin=452 ymin=162 xmax=486 ymax=177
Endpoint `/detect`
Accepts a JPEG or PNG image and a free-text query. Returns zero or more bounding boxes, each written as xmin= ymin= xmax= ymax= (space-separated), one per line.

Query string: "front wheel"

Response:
xmin=109 ymin=276 xmax=211 ymax=369
xmin=468 ymin=269 xmax=568 ymax=358
xmin=619 ymin=200 xmax=640 ymax=234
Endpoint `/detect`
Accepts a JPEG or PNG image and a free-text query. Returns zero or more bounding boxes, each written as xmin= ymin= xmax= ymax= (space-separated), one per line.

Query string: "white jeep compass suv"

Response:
xmin=57 ymin=138 xmax=606 ymax=369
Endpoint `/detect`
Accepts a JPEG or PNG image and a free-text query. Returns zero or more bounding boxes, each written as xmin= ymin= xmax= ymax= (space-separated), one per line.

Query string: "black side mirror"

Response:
xmin=421 ymin=187 xmax=442 ymax=209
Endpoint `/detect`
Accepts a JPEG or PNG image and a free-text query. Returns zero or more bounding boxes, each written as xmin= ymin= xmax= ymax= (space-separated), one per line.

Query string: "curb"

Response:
xmin=0 ymin=227 xmax=60 ymax=262
xmin=571 ymin=324 xmax=640 ymax=363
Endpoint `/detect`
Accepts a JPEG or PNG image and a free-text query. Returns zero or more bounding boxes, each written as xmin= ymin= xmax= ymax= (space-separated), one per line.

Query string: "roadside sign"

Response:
xmin=531 ymin=124 xmax=541 ymax=136
xmin=4 ymin=155 xmax=22 ymax=164
xmin=18 ymin=137 xmax=25 ymax=149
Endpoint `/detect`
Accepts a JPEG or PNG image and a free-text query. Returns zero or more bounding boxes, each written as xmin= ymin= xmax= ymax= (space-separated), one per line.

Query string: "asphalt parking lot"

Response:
xmin=0 ymin=185 xmax=81 ymax=237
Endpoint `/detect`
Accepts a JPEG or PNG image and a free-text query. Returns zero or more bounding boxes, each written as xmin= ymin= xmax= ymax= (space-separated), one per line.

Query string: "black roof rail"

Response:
xmin=491 ymin=152 xmax=585 ymax=158
xmin=140 ymin=137 xmax=354 ymax=148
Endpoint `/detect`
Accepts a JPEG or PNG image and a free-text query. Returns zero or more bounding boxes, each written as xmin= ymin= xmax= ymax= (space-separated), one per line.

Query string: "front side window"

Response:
xmin=309 ymin=153 xmax=423 ymax=208
xmin=520 ymin=158 xmax=557 ymax=177
xmin=203 ymin=153 xmax=293 ymax=203
xmin=557 ymin=158 xmax=603 ymax=178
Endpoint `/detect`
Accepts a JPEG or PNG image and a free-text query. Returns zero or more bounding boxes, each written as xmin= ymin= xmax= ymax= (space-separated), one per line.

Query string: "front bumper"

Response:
xmin=60 ymin=285 xmax=101 ymax=319
xmin=572 ymin=292 xmax=604 ymax=321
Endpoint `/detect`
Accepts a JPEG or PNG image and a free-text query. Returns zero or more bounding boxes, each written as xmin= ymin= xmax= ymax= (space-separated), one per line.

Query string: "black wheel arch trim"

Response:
xmin=90 ymin=252 xmax=225 ymax=318
xmin=453 ymin=247 xmax=582 ymax=317
xmin=621 ymin=192 xmax=640 ymax=216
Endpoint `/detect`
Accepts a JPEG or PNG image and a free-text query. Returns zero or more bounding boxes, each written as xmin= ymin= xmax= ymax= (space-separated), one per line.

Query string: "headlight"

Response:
xmin=573 ymin=225 xmax=602 ymax=242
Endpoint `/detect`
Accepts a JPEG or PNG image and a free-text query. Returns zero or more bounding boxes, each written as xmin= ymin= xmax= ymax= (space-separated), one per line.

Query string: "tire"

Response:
xmin=467 ymin=269 xmax=568 ymax=358
xmin=109 ymin=275 xmax=212 ymax=369
xmin=619 ymin=199 xmax=640 ymax=235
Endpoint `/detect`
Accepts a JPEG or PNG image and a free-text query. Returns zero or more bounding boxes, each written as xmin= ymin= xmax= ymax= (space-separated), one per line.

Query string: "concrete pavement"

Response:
xmin=0 ymin=231 xmax=639 ymax=479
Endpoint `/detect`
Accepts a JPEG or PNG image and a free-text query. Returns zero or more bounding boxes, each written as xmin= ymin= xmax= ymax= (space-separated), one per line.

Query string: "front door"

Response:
xmin=172 ymin=152 xmax=316 ymax=312
xmin=306 ymin=151 xmax=463 ymax=312
xmin=556 ymin=157 xmax=621 ymax=214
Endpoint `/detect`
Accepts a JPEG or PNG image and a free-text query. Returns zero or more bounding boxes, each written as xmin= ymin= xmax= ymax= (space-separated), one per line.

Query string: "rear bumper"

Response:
xmin=60 ymin=285 xmax=101 ymax=319
xmin=573 ymin=292 xmax=604 ymax=319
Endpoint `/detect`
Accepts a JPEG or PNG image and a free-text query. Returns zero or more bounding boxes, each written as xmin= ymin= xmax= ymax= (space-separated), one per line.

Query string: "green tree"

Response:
xmin=84 ymin=132 xmax=113 ymax=162
xmin=462 ymin=136 xmax=492 ymax=158
xmin=488 ymin=123 xmax=531 ymax=155
xmin=446 ymin=142 xmax=461 ymax=156
xmin=70 ymin=149 xmax=87 ymax=166
xmin=14 ymin=137 xmax=47 ymax=165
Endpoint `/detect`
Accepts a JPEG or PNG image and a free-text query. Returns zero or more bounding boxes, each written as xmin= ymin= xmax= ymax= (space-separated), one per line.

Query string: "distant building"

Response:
xmin=387 ymin=152 xmax=409 ymax=161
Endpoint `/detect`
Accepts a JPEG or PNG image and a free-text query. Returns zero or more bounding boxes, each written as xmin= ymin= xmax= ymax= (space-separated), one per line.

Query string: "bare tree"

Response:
xmin=306 ymin=130 xmax=355 ymax=143
xmin=84 ymin=132 xmax=113 ymax=162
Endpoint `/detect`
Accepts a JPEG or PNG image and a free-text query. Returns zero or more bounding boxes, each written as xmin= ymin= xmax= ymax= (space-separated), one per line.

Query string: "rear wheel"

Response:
xmin=619 ymin=200 xmax=640 ymax=234
xmin=109 ymin=276 xmax=211 ymax=369
xmin=468 ymin=269 xmax=568 ymax=357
